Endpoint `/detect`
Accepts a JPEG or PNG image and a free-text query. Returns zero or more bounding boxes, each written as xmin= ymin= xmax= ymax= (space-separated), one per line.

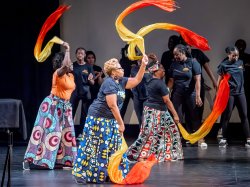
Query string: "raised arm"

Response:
xmin=57 ymin=42 xmax=72 ymax=77
xmin=125 ymin=54 xmax=148 ymax=89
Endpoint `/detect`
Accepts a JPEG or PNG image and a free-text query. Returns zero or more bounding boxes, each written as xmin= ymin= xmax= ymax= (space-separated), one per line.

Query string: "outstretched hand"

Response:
xmin=142 ymin=54 xmax=149 ymax=66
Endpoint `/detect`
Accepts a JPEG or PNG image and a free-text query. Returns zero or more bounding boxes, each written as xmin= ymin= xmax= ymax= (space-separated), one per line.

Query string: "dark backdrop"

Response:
xmin=0 ymin=0 xmax=60 ymax=140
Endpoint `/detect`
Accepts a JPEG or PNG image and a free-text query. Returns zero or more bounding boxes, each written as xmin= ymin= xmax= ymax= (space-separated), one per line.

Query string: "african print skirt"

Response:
xmin=72 ymin=116 xmax=129 ymax=183
xmin=126 ymin=106 xmax=183 ymax=162
xmin=24 ymin=95 xmax=77 ymax=169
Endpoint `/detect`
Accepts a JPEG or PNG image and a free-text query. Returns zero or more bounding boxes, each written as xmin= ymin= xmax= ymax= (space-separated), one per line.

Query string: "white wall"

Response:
xmin=60 ymin=0 xmax=250 ymax=123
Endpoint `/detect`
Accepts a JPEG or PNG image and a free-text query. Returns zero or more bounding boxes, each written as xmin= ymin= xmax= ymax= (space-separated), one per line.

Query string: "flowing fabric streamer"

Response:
xmin=115 ymin=0 xmax=210 ymax=60
xmin=34 ymin=5 xmax=70 ymax=62
xmin=177 ymin=74 xmax=231 ymax=144
xmin=107 ymin=136 xmax=157 ymax=184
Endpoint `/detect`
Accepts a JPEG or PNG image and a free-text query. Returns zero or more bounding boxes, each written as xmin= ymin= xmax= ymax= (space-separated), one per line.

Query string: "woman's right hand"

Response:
xmin=62 ymin=41 xmax=70 ymax=51
xmin=118 ymin=123 xmax=125 ymax=134
xmin=173 ymin=115 xmax=180 ymax=125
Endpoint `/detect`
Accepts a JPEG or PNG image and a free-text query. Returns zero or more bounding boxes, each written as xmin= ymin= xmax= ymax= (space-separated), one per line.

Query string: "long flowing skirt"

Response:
xmin=126 ymin=106 xmax=183 ymax=162
xmin=72 ymin=116 xmax=129 ymax=183
xmin=24 ymin=95 xmax=77 ymax=169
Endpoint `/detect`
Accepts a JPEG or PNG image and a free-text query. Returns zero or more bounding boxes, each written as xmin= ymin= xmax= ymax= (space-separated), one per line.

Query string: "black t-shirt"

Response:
xmin=72 ymin=62 xmax=95 ymax=99
xmin=144 ymin=78 xmax=169 ymax=111
xmin=169 ymin=57 xmax=201 ymax=94
xmin=217 ymin=59 xmax=244 ymax=95
xmin=130 ymin=65 xmax=152 ymax=100
xmin=90 ymin=64 xmax=105 ymax=100
xmin=161 ymin=50 xmax=174 ymax=83
xmin=88 ymin=77 xmax=128 ymax=119
xmin=119 ymin=57 xmax=137 ymax=77
xmin=191 ymin=49 xmax=210 ymax=83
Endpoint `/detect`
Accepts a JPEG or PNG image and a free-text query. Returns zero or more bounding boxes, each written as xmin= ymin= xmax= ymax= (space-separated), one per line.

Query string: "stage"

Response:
xmin=1 ymin=138 xmax=250 ymax=187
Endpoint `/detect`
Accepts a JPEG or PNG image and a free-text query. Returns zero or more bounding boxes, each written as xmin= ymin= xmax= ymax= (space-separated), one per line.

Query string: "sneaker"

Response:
xmin=198 ymin=139 xmax=208 ymax=149
xmin=74 ymin=176 xmax=86 ymax=184
xmin=77 ymin=134 xmax=83 ymax=141
xmin=62 ymin=166 xmax=72 ymax=170
xmin=219 ymin=139 xmax=227 ymax=148
xmin=22 ymin=161 xmax=30 ymax=170
xmin=245 ymin=140 xmax=250 ymax=148
xmin=217 ymin=128 xmax=223 ymax=139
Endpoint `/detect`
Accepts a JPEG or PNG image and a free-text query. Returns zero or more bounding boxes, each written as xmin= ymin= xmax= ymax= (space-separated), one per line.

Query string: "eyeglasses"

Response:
xmin=115 ymin=67 xmax=123 ymax=70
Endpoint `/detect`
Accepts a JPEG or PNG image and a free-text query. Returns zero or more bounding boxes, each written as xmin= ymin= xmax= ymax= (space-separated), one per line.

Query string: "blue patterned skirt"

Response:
xmin=72 ymin=116 xmax=129 ymax=183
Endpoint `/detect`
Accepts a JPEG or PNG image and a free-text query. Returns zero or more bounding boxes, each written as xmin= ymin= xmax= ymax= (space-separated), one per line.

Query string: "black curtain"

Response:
xmin=0 ymin=0 xmax=60 ymax=140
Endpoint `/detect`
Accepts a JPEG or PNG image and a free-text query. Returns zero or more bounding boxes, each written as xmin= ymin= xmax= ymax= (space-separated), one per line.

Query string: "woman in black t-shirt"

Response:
xmin=218 ymin=46 xmax=250 ymax=148
xmin=168 ymin=44 xmax=204 ymax=146
xmin=126 ymin=62 xmax=183 ymax=162
xmin=85 ymin=51 xmax=105 ymax=103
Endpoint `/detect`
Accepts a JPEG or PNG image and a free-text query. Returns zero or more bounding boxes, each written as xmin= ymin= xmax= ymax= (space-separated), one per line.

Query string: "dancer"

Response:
xmin=23 ymin=42 xmax=77 ymax=170
xmin=218 ymin=46 xmax=250 ymax=148
xmin=72 ymin=54 xmax=149 ymax=184
xmin=168 ymin=44 xmax=204 ymax=147
xmin=130 ymin=53 xmax=154 ymax=126
xmin=127 ymin=61 xmax=183 ymax=162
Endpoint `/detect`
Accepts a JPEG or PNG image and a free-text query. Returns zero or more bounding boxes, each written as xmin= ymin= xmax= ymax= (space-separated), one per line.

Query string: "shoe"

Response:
xmin=62 ymin=166 xmax=72 ymax=170
xmin=77 ymin=134 xmax=83 ymax=141
xmin=198 ymin=139 xmax=208 ymax=149
xmin=217 ymin=128 xmax=223 ymax=139
xmin=245 ymin=140 xmax=250 ymax=148
xmin=74 ymin=176 xmax=86 ymax=184
xmin=22 ymin=161 xmax=30 ymax=170
xmin=219 ymin=139 xmax=227 ymax=148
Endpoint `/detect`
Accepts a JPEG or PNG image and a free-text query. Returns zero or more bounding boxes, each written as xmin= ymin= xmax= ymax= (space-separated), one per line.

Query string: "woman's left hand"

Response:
xmin=196 ymin=96 xmax=203 ymax=107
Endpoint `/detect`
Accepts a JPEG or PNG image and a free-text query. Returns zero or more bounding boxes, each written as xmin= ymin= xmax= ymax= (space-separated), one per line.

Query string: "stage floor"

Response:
xmin=1 ymin=139 xmax=250 ymax=187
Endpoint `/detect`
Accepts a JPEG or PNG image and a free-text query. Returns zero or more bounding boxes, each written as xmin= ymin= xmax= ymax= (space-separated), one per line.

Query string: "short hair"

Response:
xmin=174 ymin=44 xmax=188 ymax=54
xmin=85 ymin=50 xmax=96 ymax=62
xmin=225 ymin=46 xmax=238 ymax=54
xmin=75 ymin=47 xmax=86 ymax=54
xmin=104 ymin=58 xmax=119 ymax=76
xmin=52 ymin=52 xmax=65 ymax=70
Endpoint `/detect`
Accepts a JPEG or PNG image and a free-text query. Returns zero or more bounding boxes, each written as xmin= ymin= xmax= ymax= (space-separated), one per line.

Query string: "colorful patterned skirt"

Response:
xmin=72 ymin=116 xmax=128 ymax=183
xmin=24 ymin=94 xmax=77 ymax=169
xmin=126 ymin=106 xmax=183 ymax=162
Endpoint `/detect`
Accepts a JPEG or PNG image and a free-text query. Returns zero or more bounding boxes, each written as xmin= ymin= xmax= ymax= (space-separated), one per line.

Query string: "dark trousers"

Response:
xmin=70 ymin=91 xmax=91 ymax=136
xmin=133 ymin=96 xmax=146 ymax=126
xmin=220 ymin=94 xmax=250 ymax=139
xmin=172 ymin=91 xmax=201 ymax=133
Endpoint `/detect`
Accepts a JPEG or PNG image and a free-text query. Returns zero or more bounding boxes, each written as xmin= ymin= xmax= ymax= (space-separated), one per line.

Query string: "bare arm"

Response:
xmin=216 ymin=75 xmax=223 ymax=93
xmin=57 ymin=42 xmax=72 ymax=77
xmin=125 ymin=54 xmax=148 ymax=89
xmin=106 ymin=94 xmax=125 ymax=134
xmin=162 ymin=95 xmax=179 ymax=124
xmin=194 ymin=74 xmax=203 ymax=107
xmin=167 ymin=78 xmax=174 ymax=90
xmin=203 ymin=62 xmax=217 ymax=90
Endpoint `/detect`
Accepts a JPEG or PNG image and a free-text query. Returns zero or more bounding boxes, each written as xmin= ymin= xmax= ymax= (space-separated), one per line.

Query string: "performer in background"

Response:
xmin=168 ymin=44 xmax=205 ymax=147
xmin=217 ymin=46 xmax=250 ymax=148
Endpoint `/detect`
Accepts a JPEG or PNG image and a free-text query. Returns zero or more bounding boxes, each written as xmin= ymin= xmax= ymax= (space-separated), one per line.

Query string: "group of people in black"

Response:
xmin=120 ymin=36 xmax=250 ymax=148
